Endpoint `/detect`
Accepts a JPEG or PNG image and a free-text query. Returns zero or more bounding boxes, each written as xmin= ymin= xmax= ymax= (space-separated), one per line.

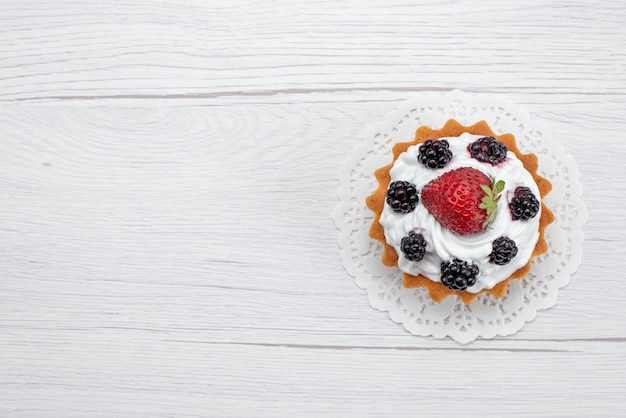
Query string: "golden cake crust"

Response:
xmin=365 ymin=119 xmax=554 ymax=304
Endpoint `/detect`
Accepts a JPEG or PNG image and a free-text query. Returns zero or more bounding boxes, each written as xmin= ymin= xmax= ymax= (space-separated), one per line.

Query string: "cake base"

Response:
xmin=366 ymin=119 xmax=554 ymax=303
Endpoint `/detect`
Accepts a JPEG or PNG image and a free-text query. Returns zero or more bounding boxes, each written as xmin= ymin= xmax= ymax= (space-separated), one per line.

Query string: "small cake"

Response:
xmin=366 ymin=119 xmax=554 ymax=303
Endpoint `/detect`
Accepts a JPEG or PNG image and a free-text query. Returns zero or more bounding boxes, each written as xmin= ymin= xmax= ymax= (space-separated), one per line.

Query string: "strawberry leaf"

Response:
xmin=495 ymin=180 xmax=505 ymax=194
xmin=482 ymin=178 xmax=505 ymax=229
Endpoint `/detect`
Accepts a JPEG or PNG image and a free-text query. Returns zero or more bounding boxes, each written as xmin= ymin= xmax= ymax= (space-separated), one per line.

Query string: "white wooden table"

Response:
xmin=1 ymin=1 xmax=624 ymax=416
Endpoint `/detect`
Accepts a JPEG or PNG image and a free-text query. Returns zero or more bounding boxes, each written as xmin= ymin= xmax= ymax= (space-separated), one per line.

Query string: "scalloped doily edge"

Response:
xmin=334 ymin=90 xmax=587 ymax=343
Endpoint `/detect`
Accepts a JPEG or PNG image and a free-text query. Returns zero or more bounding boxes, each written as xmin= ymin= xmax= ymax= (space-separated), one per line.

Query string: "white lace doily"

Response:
xmin=333 ymin=90 xmax=587 ymax=344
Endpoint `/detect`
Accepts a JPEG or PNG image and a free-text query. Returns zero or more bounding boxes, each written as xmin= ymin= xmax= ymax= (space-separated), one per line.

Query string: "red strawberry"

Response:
xmin=421 ymin=167 xmax=504 ymax=236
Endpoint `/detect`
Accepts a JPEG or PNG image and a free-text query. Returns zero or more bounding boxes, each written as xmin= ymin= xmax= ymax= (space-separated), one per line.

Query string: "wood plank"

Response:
xmin=1 ymin=0 xmax=625 ymax=101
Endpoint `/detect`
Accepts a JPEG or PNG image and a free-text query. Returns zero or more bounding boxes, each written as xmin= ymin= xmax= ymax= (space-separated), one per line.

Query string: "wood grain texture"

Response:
xmin=0 ymin=0 xmax=625 ymax=416
xmin=1 ymin=0 xmax=625 ymax=101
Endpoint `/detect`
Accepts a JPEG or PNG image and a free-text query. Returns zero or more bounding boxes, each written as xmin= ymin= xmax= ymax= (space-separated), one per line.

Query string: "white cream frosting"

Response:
xmin=379 ymin=133 xmax=541 ymax=293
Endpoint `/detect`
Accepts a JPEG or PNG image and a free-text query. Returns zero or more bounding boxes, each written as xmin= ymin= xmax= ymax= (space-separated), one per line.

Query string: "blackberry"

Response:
xmin=489 ymin=237 xmax=518 ymax=265
xmin=509 ymin=186 xmax=540 ymax=221
xmin=401 ymin=231 xmax=427 ymax=262
xmin=418 ymin=139 xmax=453 ymax=169
xmin=386 ymin=181 xmax=419 ymax=214
xmin=468 ymin=136 xmax=508 ymax=165
xmin=440 ymin=258 xmax=479 ymax=291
